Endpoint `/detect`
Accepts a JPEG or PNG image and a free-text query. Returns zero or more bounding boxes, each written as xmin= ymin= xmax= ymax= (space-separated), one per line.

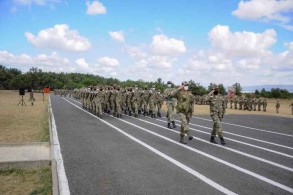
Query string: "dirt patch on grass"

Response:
xmin=0 ymin=90 xmax=49 ymax=142
xmin=162 ymin=98 xmax=293 ymax=118
xmin=0 ymin=166 xmax=52 ymax=195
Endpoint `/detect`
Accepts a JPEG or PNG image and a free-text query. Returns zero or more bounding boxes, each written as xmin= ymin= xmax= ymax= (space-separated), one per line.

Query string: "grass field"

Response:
xmin=0 ymin=90 xmax=49 ymax=142
xmin=0 ymin=90 xmax=52 ymax=194
xmin=0 ymin=167 xmax=52 ymax=195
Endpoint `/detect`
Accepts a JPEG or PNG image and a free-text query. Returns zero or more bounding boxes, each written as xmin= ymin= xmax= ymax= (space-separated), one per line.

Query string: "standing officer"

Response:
xmin=276 ymin=99 xmax=280 ymax=113
xmin=171 ymin=81 xmax=193 ymax=144
xmin=209 ymin=84 xmax=226 ymax=145
xmin=163 ymin=81 xmax=176 ymax=129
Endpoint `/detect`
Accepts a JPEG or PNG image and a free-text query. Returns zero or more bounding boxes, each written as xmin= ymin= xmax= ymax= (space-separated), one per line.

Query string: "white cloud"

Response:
xmin=124 ymin=45 xmax=147 ymax=58
xmin=150 ymin=34 xmax=186 ymax=56
xmin=25 ymin=24 xmax=91 ymax=52
xmin=208 ymin=25 xmax=276 ymax=57
xmin=232 ymin=0 xmax=293 ymax=30
xmin=109 ymin=31 xmax=125 ymax=42
xmin=97 ymin=57 xmax=120 ymax=67
xmin=0 ymin=50 xmax=71 ymax=72
xmin=76 ymin=58 xmax=89 ymax=69
xmin=86 ymin=1 xmax=106 ymax=15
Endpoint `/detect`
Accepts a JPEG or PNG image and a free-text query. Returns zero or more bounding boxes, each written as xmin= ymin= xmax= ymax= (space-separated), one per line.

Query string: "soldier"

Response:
xmin=257 ymin=98 xmax=262 ymax=111
xmin=229 ymin=97 xmax=233 ymax=109
xmin=141 ymin=86 xmax=150 ymax=116
xmin=131 ymin=85 xmax=140 ymax=117
xmin=170 ymin=81 xmax=193 ymax=144
xmin=276 ymin=99 xmax=280 ymax=113
xmin=234 ymin=97 xmax=238 ymax=109
xmin=252 ymin=98 xmax=257 ymax=111
xmin=156 ymin=90 xmax=164 ymax=117
xmin=115 ymin=87 xmax=123 ymax=118
xmin=263 ymin=99 xmax=267 ymax=112
xmin=163 ymin=81 xmax=176 ymax=129
xmin=238 ymin=97 xmax=243 ymax=110
xmin=289 ymin=102 xmax=293 ymax=115
xmin=94 ymin=88 xmax=104 ymax=118
xmin=209 ymin=85 xmax=226 ymax=145
xmin=149 ymin=85 xmax=158 ymax=118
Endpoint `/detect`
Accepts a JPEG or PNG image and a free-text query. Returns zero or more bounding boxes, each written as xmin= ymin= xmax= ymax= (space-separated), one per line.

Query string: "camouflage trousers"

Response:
xmin=149 ymin=100 xmax=155 ymax=113
xmin=157 ymin=102 xmax=162 ymax=112
xmin=95 ymin=101 xmax=103 ymax=116
xmin=166 ymin=101 xmax=174 ymax=123
xmin=211 ymin=114 xmax=223 ymax=138
xmin=132 ymin=101 xmax=139 ymax=115
xmin=116 ymin=100 xmax=122 ymax=115
xmin=276 ymin=107 xmax=279 ymax=113
xmin=179 ymin=113 xmax=192 ymax=138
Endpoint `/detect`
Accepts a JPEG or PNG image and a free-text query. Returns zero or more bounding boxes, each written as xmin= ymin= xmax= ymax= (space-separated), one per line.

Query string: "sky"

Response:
xmin=0 ymin=0 xmax=293 ymax=87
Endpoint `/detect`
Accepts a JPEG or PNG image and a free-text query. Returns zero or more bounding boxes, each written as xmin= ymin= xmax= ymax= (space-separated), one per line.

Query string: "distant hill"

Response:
xmin=242 ymin=85 xmax=293 ymax=93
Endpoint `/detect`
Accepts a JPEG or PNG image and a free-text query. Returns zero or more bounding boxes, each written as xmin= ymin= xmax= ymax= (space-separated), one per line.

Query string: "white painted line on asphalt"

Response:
xmin=193 ymin=116 xmax=293 ymax=138
xmin=62 ymin=98 xmax=237 ymax=195
xmin=49 ymin=96 xmax=70 ymax=195
xmin=129 ymin=116 xmax=293 ymax=172
xmin=186 ymin=122 xmax=293 ymax=150
xmin=162 ymin=119 xmax=293 ymax=159
xmin=69 ymin=97 xmax=293 ymax=158
xmin=65 ymin=98 xmax=293 ymax=194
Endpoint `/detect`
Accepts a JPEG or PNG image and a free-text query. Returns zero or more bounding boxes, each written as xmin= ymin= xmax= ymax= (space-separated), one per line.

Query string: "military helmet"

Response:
xmin=167 ymin=81 xmax=172 ymax=84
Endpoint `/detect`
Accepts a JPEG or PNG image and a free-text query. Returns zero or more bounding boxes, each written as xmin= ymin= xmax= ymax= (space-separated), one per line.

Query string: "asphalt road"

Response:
xmin=50 ymin=94 xmax=293 ymax=195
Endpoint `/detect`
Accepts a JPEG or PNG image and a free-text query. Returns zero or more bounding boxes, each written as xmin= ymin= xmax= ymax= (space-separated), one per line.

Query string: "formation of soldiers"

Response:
xmin=228 ymin=97 xmax=268 ymax=112
xmin=71 ymin=85 xmax=164 ymax=119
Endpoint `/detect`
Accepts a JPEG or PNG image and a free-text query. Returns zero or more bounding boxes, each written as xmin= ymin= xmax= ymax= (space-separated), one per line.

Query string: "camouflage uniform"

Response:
xmin=94 ymin=90 xmax=104 ymax=118
xmin=276 ymin=100 xmax=280 ymax=113
xmin=209 ymin=85 xmax=226 ymax=145
xmin=171 ymin=82 xmax=193 ymax=144
xmin=156 ymin=91 xmax=164 ymax=117
xmin=149 ymin=87 xmax=158 ymax=118
xmin=115 ymin=89 xmax=123 ymax=117
xmin=257 ymin=99 xmax=262 ymax=111
xmin=131 ymin=87 xmax=140 ymax=117
xmin=229 ymin=97 xmax=233 ymax=109
xmin=164 ymin=82 xmax=176 ymax=128
xmin=263 ymin=99 xmax=267 ymax=112
xmin=234 ymin=97 xmax=238 ymax=109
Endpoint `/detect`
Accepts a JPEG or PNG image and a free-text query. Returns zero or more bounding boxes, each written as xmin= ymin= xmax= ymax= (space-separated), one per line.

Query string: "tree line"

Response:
xmin=0 ymin=64 xmax=291 ymax=98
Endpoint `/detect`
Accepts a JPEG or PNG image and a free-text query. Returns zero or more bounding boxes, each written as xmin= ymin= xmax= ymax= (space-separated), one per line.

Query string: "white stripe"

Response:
xmin=49 ymin=96 xmax=70 ymax=195
xmin=179 ymin=120 xmax=293 ymax=150
xmin=69 ymin=97 xmax=293 ymax=158
xmin=167 ymin=119 xmax=293 ymax=159
xmin=62 ymin=98 xmax=237 ymax=195
xmin=66 ymin=97 xmax=293 ymax=193
xmin=125 ymin=115 xmax=293 ymax=172
xmin=193 ymin=116 xmax=293 ymax=138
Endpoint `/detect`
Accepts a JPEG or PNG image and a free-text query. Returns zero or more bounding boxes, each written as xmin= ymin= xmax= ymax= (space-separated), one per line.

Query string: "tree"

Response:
xmin=255 ymin=89 xmax=260 ymax=95
xmin=233 ymin=83 xmax=242 ymax=96
xmin=189 ymin=80 xmax=207 ymax=95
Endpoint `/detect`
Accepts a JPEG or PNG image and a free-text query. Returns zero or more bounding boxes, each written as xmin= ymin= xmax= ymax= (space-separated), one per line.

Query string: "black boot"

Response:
xmin=157 ymin=112 xmax=162 ymax=117
xmin=129 ymin=111 xmax=132 ymax=116
xmin=180 ymin=137 xmax=187 ymax=144
xmin=172 ymin=121 xmax=176 ymax=128
xmin=188 ymin=135 xmax=193 ymax=141
xmin=220 ymin=137 xmax=226 ymax=145
xmin=167 ymin=123 xmax=171 ymax=129
xmin=210 ymin=136 xmax=218 ymax=144
xmin=134 ymin=113 xmax=138 ymax=118
xmin=153 ymin=114 xmax=156 ymax=118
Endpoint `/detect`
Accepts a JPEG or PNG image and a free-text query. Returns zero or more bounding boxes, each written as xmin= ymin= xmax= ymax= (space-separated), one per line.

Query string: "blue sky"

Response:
xmin=0 ymin=0 xmax=293 ymax=86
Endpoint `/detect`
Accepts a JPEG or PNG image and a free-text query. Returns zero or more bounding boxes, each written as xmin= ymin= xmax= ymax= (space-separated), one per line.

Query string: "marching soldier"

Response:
xmin=163 ymin=81 xmax=177 ymax=129
xmin=209 ymin=84 xmax=226 ymax=145
xmin=289 ymin=102 xmax=293 ymax=115
xmin=170 ymin=81 xmax=193 ymax=144
xmin=263 ymin=99 xmax=267 ymax=112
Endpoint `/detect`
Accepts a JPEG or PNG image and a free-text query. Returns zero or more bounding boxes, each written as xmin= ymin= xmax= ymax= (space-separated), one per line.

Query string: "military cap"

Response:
xmin=182 ymin=81 xmax=189 ymax=86
xmin=167 ymin=81 xmax=172 ymax=84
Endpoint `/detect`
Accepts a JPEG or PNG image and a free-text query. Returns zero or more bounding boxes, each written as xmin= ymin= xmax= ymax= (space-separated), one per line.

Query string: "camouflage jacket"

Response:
xmin=209 ymin=94 xmax=226 ymax=117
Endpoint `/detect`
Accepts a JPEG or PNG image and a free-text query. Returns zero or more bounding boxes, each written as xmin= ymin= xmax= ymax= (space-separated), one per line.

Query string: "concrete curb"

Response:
xmin=48 ymin=95 xmax=60 ymax=195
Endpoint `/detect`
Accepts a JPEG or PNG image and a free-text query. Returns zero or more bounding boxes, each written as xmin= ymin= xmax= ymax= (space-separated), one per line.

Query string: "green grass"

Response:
xmin=0 ymin=167 xmax=52 ymax=195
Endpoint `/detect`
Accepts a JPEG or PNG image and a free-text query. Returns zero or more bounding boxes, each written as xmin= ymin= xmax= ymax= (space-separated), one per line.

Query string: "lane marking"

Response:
xmin=61 ymin=97 xmax=237 ymax=195
xmin=192 ymin=116 xmax=293 ymax=138
xmin=69 ymin=97 xmax=293 ymax=158
xmin=129 ymin=115 xmax=293 ymax=172
xmin=159 ymin=119 xmax=293 ymax=159
xmin=186 ymin=122 xmax=293 ymax=150
xmin=49 ymin=96 xmax=70 ymax=195
xmin=66 ymin=97 xmax=293 ymax=193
